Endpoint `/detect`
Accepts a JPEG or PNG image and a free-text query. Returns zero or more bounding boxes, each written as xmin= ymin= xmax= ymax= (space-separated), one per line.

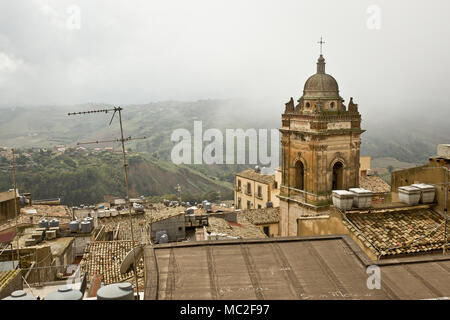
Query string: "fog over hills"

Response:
xmin=1 ymin=98 xmax=448 ymax=165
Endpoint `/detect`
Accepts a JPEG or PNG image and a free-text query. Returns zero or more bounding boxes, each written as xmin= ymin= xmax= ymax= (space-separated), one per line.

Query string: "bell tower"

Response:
xmin=279 ymin=48 xmax=364 ymax=236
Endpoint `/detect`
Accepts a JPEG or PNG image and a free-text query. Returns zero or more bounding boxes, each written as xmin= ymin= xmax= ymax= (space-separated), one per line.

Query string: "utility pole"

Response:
xmin=11 ymin=148 xmax=20 ymax=268
xmin=68 ymin=107 xmax=146 ymax=299
xmin=175 ymin=184 xmax=181 ymax=204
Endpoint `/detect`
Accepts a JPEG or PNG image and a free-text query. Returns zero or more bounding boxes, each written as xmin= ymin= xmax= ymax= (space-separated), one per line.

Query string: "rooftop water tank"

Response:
xmin=69 ymin=220 xmax=79 ymax=232
xmin=349 ymin=188 xmax=373 ymax=208
xmin=155 ymin=230 xmax=168 ymax=244
xmin=97 ymin=282 xmax=134 ymax=300
xmin=2 ymin=290 xmax=37 ymax=300
xmin=39 ymin=219 xmax=49 ymax=229
xmin=205 ymin=202 xmax=212 ymax=211
xmin=411 ymin=183 xmax=436 ymax=204
xmin=45 ymin=285 xmax=83 ymax=300
xmin=159 ymin=233 xmax=169 ymax=244
xmin=398 ymin=186 xmax=421 ymax=205
xmin=82 ymin=218 xmax=92 ymax=230
xmin=49 ymin=219 xmax=59 ymax=228
xmin=80 ymin=221 xmax=91 ymax=233
xmin=332 ymin=190 xmax=354 ymax=210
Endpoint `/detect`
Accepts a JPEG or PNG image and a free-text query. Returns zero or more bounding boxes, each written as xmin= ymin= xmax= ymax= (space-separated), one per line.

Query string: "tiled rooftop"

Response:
xmin=343 ymin=207 xmax=446 ymax=258
xmin=239 ymin=207 xmax=280 ymax=225
xmin=206 ymin=216 xmax=267 ymax=239
xmin=80 ymin=241 xmax=144 ymax=288
xmin=237 ymin=169 xmax=274 ymax=184
xmin=98 ymin=206 xmax=183 ymax=240
xmin=359 ymin=175 xmax=391 ymax=193
xmin=0 ymin=205 xmax=72 ymax=233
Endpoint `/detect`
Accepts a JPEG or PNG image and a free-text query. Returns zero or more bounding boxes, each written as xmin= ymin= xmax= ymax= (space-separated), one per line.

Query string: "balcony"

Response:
xmin=279 ymin=185 xmax=331 ymax=208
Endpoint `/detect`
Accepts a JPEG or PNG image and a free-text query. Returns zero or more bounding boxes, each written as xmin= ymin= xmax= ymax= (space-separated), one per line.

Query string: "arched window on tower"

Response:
xmin=332 ymin=162 xmax=344 ymax=190
xmin=330 ymin=102 xmax=335 ymax=109
xmin=295 ymin=161 xmax=305 ymax=190
xmin=305 ymin=102 xmax=310 ymax=108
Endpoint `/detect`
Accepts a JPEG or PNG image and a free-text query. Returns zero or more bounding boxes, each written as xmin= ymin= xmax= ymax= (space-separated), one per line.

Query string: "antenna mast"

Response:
xmin=12 ymin=149 xmax=20 ymax=268
xmin=68 ymin=106 xmax=146 ymax=299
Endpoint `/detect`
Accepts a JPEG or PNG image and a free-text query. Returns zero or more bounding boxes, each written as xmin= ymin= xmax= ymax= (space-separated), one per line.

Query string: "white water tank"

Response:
xmin=39 ymin=219 xmax=49 ymax=229
xmin=80 ymin=221 xmax=91 ymax=233
xmin=69 ymin=220 xmax=79 ymax=232
xmin=2 ymin=290 xmax=37 ymax=300
xmin=349 ymin=188 xmax=373 ymax=208
xmin=97 ymin=282 xmax=134 ymax=300
xmin=45 ymin=285 xmax=83 ymax=300
xmin=332 ymin=190 xmax=354 ymax=210
xmin=411 ymin=184 xmax=436 ymax=204
xmin=49 ymin=219 xmax=59 ymax=228
xmin=398 ymin=186 xmax=421 ymax=205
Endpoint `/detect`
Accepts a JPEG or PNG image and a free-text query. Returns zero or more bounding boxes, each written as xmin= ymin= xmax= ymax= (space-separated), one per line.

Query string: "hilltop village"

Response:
xmin=0 ymin=55 xmax=449 ymax=300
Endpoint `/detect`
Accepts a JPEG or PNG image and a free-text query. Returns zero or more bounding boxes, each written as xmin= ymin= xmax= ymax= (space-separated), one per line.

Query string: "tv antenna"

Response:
xmin=68 ymin=106 xmax=146 ymax=299
xmin=175 ymin=184 xmax=181 ymax=203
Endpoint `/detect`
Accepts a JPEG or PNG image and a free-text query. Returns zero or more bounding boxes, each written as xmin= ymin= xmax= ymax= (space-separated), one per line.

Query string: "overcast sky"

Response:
xmin=0 ymin=0 xmax=449 ymax=119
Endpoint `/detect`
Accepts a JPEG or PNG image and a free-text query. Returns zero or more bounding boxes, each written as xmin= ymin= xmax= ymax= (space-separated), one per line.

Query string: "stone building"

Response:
xmin=234 ymin=168 xmax=281 ymax=210
xmin=279 ymin=54 xmax=364 ymax=236
xmin=0 ymin=190 xmax=20 ymax=223
xmin=391 ymin=144 xmax=450 ymax=215
xmin=359 ymin=156 xmax=371 ymax=177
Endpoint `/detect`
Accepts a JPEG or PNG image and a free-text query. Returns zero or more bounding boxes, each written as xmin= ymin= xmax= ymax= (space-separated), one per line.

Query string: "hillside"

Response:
xmin=1 ymin=100 xmax=448 ymax=165
xmin=0 ymin=99 xmax=448 ymax=202
xmin=0 ymin=149 xmax=235 ymax=206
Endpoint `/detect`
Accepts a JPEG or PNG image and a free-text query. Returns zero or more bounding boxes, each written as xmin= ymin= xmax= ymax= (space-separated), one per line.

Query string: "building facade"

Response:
xmin=234 ymin=168 xmax=281 ymax=210
xmin=279 ymin=54 xmax=364 ymax=236
xmin=391 ymin=144 xmax=450 ymax=215
xmin=359 ymin=156 xmax=371 ymax=177
xmin=0 ymin=190 xmax=20 ymax=223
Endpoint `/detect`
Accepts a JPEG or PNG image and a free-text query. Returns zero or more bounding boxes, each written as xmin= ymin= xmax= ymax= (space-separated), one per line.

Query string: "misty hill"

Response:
xmin=1 ymin=99 xmax=448 ymax=165
xmin=0 ymin=150 xmax=236 ymax=206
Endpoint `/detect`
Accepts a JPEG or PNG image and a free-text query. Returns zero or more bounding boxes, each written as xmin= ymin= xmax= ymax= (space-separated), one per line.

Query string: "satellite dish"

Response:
xmin=120 ymin=245 xmax=144 ymax=274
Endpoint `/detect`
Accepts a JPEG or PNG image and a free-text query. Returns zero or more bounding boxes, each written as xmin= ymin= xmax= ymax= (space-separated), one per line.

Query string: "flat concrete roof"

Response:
xmin=143 ymin=235 xmax=450 ymax=300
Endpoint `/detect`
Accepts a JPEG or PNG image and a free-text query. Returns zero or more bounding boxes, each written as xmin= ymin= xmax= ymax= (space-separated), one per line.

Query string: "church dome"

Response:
xmin=302 ymin=55 xmax=340 ymax=99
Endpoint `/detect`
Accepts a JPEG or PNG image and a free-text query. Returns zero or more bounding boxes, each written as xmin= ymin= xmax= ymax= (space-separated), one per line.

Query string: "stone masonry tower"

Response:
xmin=279 ymin=53 xmax=364 ymax=236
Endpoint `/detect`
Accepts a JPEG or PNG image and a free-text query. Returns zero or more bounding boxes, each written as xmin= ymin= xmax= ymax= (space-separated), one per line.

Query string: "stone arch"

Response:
xmin=332 ymin=161 xmax=344 ymax=190
xmin=291 ymin=155 xmax=308 ymax=190
xmin=294 ymin=160 xmax=305 ymax=190
xmin=292 ymin=154 xmax=308 ymax=169
xmin=328 ymin=155 xmax=347 ymax=170
xmin=329 ymin=156 xmax=346 ymax=190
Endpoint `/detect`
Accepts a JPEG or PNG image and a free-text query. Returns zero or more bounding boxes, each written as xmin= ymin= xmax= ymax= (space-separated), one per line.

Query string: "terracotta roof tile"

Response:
xmin=345 ymin=208 xmax=446 ymax=257
xmin=236 ymin=169 xmax=274 ymax=184
xmin=206 ymin=216 xmax=267 ymax=239
xmin=239 ymin=207 xmax=280 ymax=225
xmin=359 ymin=176 xmax=391 ymax=193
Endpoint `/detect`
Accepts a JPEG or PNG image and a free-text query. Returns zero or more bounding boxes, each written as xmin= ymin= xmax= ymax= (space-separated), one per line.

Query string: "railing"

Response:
xmin=279 ymin=185 xmax=332 ymax=208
